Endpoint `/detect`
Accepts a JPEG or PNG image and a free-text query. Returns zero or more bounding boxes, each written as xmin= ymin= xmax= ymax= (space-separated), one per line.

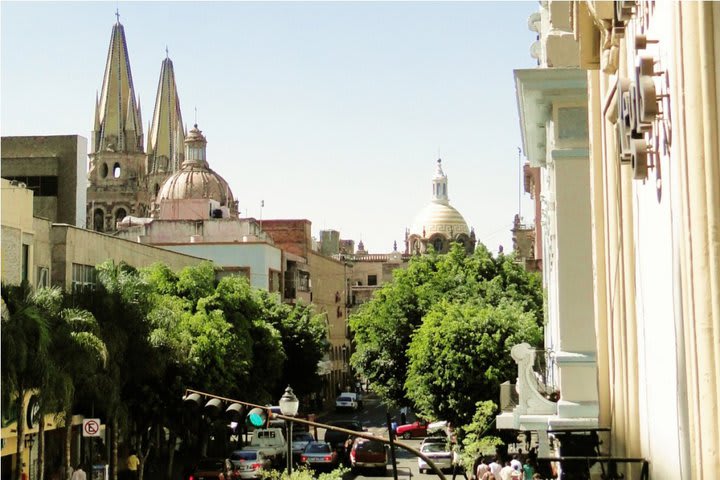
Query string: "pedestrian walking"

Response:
xmin=127 ymin=450 xmax=139 ymax=480
xmin=70 ymin=464 xmax=87 ymax=480
xmin=451 ymin=447 xmax=468 ymax=480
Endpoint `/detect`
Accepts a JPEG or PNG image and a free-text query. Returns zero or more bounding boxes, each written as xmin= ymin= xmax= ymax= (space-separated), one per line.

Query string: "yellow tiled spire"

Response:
xmin=93 ymin=18 xmax=143 ymax=154
xmin=147 ymin=55 xmax=185 ymax=173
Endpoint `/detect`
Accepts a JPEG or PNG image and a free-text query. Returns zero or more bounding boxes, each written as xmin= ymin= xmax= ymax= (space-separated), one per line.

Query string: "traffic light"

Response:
xmin=246 ymin=407 xmax=269 ymax=428
xmin=225 ymin=403 xmax=244 ymax=422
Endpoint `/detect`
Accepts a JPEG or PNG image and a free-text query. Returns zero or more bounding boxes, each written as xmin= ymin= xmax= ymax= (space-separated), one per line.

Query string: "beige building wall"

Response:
xmin=575 ymin=1 xmax=720 ymax=478
xmin=1 ymin=179 xmax=36 ymax=286
xmin=50 ymin=224 xmax=203 ymax=289
xmin=308 ymin=251 xmax=350 ymax=376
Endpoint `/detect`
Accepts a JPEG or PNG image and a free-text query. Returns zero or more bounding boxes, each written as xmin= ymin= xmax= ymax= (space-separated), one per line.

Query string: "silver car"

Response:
xmin=417 ymin=442 xmax=453 ymax=474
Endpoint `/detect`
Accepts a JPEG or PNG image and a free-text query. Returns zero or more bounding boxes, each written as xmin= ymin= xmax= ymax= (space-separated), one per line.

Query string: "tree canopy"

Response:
xmin=349 ymin=243 xmax=543 ymax=427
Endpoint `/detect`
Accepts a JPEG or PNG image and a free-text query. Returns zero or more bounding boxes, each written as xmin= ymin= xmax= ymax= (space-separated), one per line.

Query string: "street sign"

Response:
xmin=83 ymin=418 xmax=102 ymax=437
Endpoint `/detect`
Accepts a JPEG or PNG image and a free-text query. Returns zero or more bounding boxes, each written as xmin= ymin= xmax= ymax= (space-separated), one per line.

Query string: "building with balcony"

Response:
xmin=500 ymin=1 xmax=720 ymax=478
xmin=497 ymin=0 xmax=600 ymax=472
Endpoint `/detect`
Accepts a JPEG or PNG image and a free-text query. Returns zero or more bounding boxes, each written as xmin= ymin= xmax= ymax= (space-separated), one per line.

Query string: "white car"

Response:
xmin=417 ymin=442 xmax=453 ymax=474
xmin=335 ymin=394 xmax=358 ymax=411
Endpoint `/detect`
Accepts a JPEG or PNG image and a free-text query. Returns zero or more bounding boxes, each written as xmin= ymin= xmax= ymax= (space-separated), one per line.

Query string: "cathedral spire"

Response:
xmin=94 ymin=18 xmax=143 ymax=154
xmin=432 ymin=158 xmax=449 ymax=205
xmin=147 ymin=55 xmax=185 ymax=173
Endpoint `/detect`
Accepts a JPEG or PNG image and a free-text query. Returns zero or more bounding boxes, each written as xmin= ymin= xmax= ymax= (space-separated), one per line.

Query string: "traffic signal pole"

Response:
xmin=184 ymin=388 xmax=447 ymax=480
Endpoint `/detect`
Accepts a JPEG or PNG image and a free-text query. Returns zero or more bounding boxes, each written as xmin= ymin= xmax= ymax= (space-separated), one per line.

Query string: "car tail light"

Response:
xmin=350 ymin=451 xmax=356 ymax=462
xmin=189 ymin=476 xmax=194 ymax=480
xmin=324 ymin=455 xmax=332 ymax=461
xmin=252 ymin=463 xmax=261 ymax=470
xmin=301 ymin=456 xmax=308 ymax=462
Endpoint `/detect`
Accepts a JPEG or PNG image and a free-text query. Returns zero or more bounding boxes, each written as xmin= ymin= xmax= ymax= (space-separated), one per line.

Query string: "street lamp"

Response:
xmin=279 ymin=386 xmax=299 ymax=475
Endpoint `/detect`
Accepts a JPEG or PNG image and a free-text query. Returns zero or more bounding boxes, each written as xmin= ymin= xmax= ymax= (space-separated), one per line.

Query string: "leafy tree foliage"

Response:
xmin=349 ymin=243 xmax=543 ymax=424
xmin=405 ymin=301 xmax=542 ymax=426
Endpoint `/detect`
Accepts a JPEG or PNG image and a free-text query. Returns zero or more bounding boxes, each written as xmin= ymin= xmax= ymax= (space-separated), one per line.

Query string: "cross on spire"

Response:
xmin=115 ymin=8 xmax=120 ymax=23
xmin=165 ymin=45 xmax=169 ymax=58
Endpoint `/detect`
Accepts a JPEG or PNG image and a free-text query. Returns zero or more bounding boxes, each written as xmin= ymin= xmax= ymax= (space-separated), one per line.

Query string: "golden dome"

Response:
xmin=156 ymin=164 xmax=235 ymax=206
xmin=409 ymin=158 xmax=470 ymax=238
xmin=155 ymin=124 xmax=237 ymax=210
xmin=410 ymin=201 xmax=470 ymax=238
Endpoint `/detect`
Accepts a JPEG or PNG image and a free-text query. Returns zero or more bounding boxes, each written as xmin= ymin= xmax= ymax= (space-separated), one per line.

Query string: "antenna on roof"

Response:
xmin=517 ymin=147 xmax=522 ymax=219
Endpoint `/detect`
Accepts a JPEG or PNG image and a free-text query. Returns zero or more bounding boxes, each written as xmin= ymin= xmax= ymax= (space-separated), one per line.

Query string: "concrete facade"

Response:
xmin=2 ymin=135 xmax=88 ymax=228
xmin=574 ymin=1 xmax=720 ymax=477
xmin=497 ymin=0 xmax=599 ymax=462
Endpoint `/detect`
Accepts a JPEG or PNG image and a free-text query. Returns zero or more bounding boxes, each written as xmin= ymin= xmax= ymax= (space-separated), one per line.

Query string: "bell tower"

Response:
xmin=87 ymin=15 xmax=146 ymax=232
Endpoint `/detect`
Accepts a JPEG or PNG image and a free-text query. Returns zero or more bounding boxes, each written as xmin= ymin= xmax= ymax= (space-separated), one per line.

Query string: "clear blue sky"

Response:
xmin=1 ymin=1 xmax=538 ymax=254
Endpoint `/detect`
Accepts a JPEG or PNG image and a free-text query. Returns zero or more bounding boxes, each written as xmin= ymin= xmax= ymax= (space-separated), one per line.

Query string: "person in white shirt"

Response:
xmin=70 ymin=464 xmax=86 ymax=480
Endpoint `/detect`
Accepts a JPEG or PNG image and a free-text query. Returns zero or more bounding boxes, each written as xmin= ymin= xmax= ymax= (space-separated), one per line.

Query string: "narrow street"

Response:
xmin=314 ymin=392 xmax=450 ymax=480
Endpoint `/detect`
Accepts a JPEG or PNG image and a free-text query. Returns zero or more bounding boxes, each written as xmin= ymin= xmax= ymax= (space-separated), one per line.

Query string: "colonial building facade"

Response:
xmin=500 ymin=2 xmax=720 ymax=479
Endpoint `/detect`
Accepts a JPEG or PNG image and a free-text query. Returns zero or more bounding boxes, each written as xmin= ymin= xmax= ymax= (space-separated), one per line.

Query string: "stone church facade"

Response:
xmin=87 ymin=18 xmax=185 ymax=232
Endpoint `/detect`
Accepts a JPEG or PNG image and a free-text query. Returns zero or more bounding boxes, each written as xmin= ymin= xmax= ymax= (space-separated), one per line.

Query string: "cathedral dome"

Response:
xmin=410 ymin=201 xmax=470 ymax=238
xmin=155 ymin=124 xmax=237 ymax=210
xmin=407 ymin=159 xmax=474 ymax=255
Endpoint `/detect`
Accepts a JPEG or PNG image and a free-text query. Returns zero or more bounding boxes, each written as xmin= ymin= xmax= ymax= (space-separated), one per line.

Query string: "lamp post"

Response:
xmin=279 ymin=386 xmax=299 ymax=476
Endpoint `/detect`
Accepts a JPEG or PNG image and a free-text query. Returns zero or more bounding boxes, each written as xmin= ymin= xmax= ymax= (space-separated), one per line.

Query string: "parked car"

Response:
xmin=335 ymin=394 xmax=359 ymax=411
xmin=417 ymin=442 xmax=453 ymax=474
xmin=396 ymin=420 xmax=428 ymax=439
xmin=292 ymin=431 xmax=315 ymax=462
xmin=349 ymin=436 xmax=388 ymax=474
xmin=300 ymin=441 xmax=340 ymax=470
xmin=324 ymin=420 xmax=365 ymax=453
xmin=226 ymin=451 xmax=272 ymax=479
xmin=189 ymin=457 xmax=225 ymax=480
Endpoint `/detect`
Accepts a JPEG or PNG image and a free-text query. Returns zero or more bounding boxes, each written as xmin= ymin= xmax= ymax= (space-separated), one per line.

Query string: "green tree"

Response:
xmin=32 ymin=287 xmax=107 ymax=480
xmin=405 ymin=301 xmax=542 ymax=427
xmin=350 ymin=243 xmax=543 ymax=417
xmin=1 ymin=283 xmax=52 ymax=480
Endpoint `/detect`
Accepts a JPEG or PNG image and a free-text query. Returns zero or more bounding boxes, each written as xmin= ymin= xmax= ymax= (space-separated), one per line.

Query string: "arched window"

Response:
xmin=93 ymin=208 xmax=104 ymax=232
xmin=433 ymin=237 xmax=444 ymax=252
xmin=100 ymin=163 xmax=109 ymax=178
xmin=113 ymin=162 xmax=121 ymax=178
xmin=115 ymin=208 xmax=127 ymax=225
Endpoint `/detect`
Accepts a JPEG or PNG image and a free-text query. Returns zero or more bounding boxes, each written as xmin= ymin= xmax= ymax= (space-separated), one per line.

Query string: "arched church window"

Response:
xmin=100 ymin=163 xmax=109 ymax=178
xmin=433 ymin=237 xmax=444 ymax=252
xmin=93 ymin=208 xmax=104 ymax=232
xmin=113 ymin=162 xmax=121 ymax=178
xmin=115 ymin=208 xmax=127 ymax=226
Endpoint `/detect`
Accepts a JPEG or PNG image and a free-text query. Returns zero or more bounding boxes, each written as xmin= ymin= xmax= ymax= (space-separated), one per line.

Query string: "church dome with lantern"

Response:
xmin=406 ymin=159 xmax=475 ymax=254
xmin=155 ymin=124 xmax=238 ymax=218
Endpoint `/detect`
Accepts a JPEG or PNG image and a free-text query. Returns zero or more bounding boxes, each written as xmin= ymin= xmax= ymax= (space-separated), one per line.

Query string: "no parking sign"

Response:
xmin=82 ymin=418 xmax=102 ymax=437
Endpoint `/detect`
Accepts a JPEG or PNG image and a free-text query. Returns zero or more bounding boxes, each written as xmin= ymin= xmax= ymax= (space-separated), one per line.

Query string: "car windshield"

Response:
xmin=229 ymin=451 xmax=259 ymax=461
xmin=306 ymin=443 xmax=331 ymax=454
xmin=196 ymin=459 xmax=224 ymax=470
xmin=293 ymin=433 xmax=314 ymax=442
xmin=422 ymin=444 xmax=448 ymax=453
xmin=337 ymin=396 xmax=352 ymax=402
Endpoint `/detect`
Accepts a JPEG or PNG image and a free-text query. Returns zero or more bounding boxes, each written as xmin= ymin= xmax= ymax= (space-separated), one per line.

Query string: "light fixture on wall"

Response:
xmin=24 ymin=434 xmax=35 ymax=449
